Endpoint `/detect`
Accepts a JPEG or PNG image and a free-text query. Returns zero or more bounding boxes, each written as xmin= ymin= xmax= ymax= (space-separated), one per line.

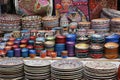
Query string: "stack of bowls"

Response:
xmin=78 ymin=22 xmax=91 ymax=29
xmin=55 ymin=44 xmax=65 ymax=57
xmin=44 ymin=41 xmax=55 ymax=52
xmin=35 ymin=37 xmax=45 ymax=56
xmin=22 ymin=16 xmax=41 ymax=30
xmin=90 ymin=34 xmax=105 ymax=44
xmin=91 ymin=18 xmax=110 ymax=33
xmin=0 ymin=14 xmax=21 ymax=32
xmin=105 ymin=34 xmax=120 ymax=43
xmin=111 ymin=18 xmax=120 ymax=33
xmin=55 ymin=35 xmax=66 ymax=56
xmin=66 ymin=42 xmax=75 ymax=57
xmin=101 ymin=8 xmax=120 ymax=18
xmin=104 ymin=42 xmax=119 ymax=59
xmin=42 ymin=16 xmax=59 ymax=30
xmin=45 ymin=36 xmax=55 ymax=52
xmin=89 ymin=44 xmax=104 ymax=58
xmin=76 ymin=35 xmax=89 ymax=43
xmin=66 ymin=34 xmax=76 ymax=43
xmin=75 ymin=43 xmax=89 ymax=58
xmin=0 ymin=58 xmax=24 ymax=80
xmin=24 ymin=60 xmax=51 ymax=80
xmin=51 ymin=60 xmax=83 ymax=80
xmin=84 ymin=61 xmax=118 ymax=80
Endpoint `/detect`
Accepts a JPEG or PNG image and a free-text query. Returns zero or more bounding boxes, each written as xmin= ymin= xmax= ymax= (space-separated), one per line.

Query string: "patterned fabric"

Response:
xmin=89 ymin=0 xmax=117 ymax=20
xmin=55 ymin=0 xmax=89 ymax=21
xmin=15 ymin=0 xmax=53 ymax=16
xmin=55 ymin=0 xmax=117 ymax=21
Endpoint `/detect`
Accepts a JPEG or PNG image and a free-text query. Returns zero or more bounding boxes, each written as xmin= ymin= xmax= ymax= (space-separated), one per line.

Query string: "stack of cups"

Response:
xmin=55 ymin=35 xmax=66 ymax=57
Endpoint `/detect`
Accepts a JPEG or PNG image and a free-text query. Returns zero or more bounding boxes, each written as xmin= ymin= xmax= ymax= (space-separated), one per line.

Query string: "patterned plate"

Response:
xmin=24 ymin=65 xmax=50 ymax=70
xmin=24 ymin=69 xmax=50 ymax=74
xmin=84 ymin=69 xmax=116 ymax=77
xmin=25 ymin=75 xmax=50 ymax=80
xmin=51 ymin=60 xmax=83 ymax=71
xmin=51 ymin=73 xmax=83 ymax=80
xmin=0 ymin=58 xmax=23 ymax=67
xmin=24 ymin=60 xmax=51 ymax=67
xmin=84 ymin=73 xmax=117 ymax=79
xmin=24 ymin=72 xmax=50 ymax=76
xmin=51 ymin=68 xmax=83 ymax=75
xmin=85 ymin=61 xmax=117 ymax=71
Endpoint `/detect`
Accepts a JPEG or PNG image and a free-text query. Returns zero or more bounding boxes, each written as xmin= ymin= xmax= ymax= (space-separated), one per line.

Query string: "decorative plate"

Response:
xmin=0 ymin=58 xmax=23 ymax=67
xmin=85 ymin=61 xmax=117 ymax=70
xmin=24 ymin=60 xmax=51 ymax=67
xmin=51 ymin=60 xmax=83 ymax=71
xmin=75 ymin=43 xmax=89 ymax=49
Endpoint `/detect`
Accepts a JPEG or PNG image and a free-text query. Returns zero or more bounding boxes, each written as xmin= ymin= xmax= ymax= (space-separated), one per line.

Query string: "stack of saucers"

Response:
xmin=84 ymin=61 xmax=117 ymax=80
xmin=24 ymin=60 xmax=51 ymax=80
xmin=51 ymin=60 xmax=83 ymax=79
xmin=0 ymin=58 xmax=24 ymax=80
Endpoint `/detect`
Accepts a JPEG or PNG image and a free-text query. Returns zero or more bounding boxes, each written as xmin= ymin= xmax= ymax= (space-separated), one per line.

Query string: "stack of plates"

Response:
xmin=84 ymin=61 xmax=117 ymax=80
xmin=24 ymin=60 xmax=51 ymax=80
xmin=51 ymin=60 xmax=83 ymax=79
xmin=0 ymin=58 xmax=24 ymax=80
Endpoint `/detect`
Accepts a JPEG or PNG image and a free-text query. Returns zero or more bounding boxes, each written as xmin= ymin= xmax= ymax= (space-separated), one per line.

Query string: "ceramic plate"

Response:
xmin=85 ymin=61 xmax=117 ymax=70
xmin=24 ymin=69 xmax=50 ymax=74
xmin=0 ymin=58 xmax=23 ymax=67
xmin=25 ymin=72 xmax=50 ymax=76
xmin=24 ymin=60 xmax=51 ymax=67
xmin=84 ymin=70 xmax=116 ymax=77
xmin=51 ymin=60 xmax=83 ymax=71
xmin=84 ymin=67 xmax=117 ymax=74
xmin=51 ymin=68 xmax=83 ymax=76
xmin=51 ymin=73 xmax=83 ymax=80
xmin=25 ymin=75 xmax=50 ymax=80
